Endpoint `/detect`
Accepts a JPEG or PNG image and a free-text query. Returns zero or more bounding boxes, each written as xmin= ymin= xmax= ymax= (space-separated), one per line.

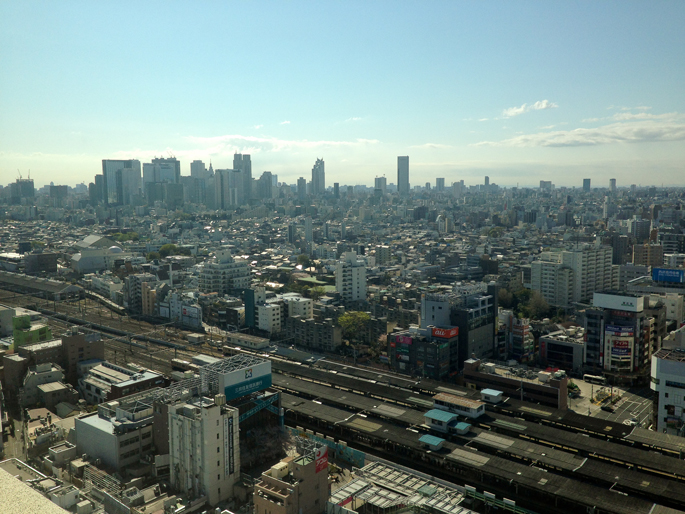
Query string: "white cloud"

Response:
xmin=280 ymin=120 xmax=290 ymax=125
xmin=409 ymin=143 xmax=453 ymax=149
xmin=345 ymin=117 xmax=362 ymax=122
xmin=472 ymin=118 xmax=685 ymax=147
xmin=581 ymin=118 xmax=601 ymax=123
xmin=620 ymin=105 xmax=652 ymax=111
xmin=502 ymin=99 xmax=558 ymax=118
xmin=612 ymin=111 xmax=683 ymax=121
xmin=184 ymin=134 xmax=380 ymax=155
xmin=254 ymin=124 xmax=263 ymax=129
xmin=540 ymin=125 xmax=556 ymax=129
xmin=478 ymin=118 xmax=489 ymax=122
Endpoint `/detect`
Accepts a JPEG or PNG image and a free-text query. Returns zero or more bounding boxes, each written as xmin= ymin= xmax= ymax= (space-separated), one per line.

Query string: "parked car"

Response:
xmin=601 ymin=405 xmax=614 ymax=412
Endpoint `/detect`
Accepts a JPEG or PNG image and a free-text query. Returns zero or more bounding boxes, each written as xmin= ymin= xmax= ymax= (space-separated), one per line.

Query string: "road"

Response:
xmin=593 ymin=386 xmax=654 ymax=427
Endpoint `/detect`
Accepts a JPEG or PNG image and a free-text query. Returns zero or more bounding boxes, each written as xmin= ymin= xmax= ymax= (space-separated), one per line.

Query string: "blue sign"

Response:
xmin=224 ymin=374 xmax=272 ymax=401
xmin=611 ymin=348 xmax=630 ymax=356
xmin=653 ymin=268 xmax=685 ymax=283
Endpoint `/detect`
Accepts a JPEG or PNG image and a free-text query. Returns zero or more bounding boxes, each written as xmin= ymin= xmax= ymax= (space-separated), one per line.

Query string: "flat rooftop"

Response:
xmin=654 ymin=347 xmax=685 ymax=362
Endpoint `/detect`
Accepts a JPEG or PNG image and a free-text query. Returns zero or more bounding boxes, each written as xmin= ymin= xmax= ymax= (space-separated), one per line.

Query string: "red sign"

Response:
xmin=396 ymin=335 xmax=413 ymax=345
xmin=315 ymin=446 xmax=328 ymax=473
xmin=390 ymin=342 xmax=396 ymax=348
xmin=432 ymin=327 xmax=459 ymax=339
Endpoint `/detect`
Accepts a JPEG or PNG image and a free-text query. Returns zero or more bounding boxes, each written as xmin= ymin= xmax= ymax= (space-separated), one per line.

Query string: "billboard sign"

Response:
xmin=605 ymin=325 xmax=634 ymax=337
xmin=593 ymin=293 xmax=643 ymax=312
xmin=220 ymin=360 xmax=272 ymax=401
xmin=315 ymin=446 xmax=328 ymax=473
xmin=432 ymin=327 xmax=459 ymax=339
xmin=653 ymin=268 xmax=685 ymax=284
xmin=396 ymin=335 xmax=413 ymax=345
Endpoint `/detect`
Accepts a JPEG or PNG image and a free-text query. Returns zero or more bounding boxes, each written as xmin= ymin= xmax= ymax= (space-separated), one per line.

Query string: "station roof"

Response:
xmin=424 ymin=409 xmax=458 ymax=423
xmin=419 ymin=434 xmax=445 ymax=447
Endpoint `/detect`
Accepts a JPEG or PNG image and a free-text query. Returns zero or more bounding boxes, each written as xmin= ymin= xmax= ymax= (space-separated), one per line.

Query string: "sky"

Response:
xmin=1 ymin=1 xmax=684 ymax=189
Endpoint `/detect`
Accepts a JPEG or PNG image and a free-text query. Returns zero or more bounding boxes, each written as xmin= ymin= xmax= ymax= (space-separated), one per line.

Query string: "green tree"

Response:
xmin=498 ymin=288 xmax=514 ymax=308
xmin=159 ymin=244 xmax=178 ymax=258
xmin=339 ymin=311 xmax=371 ymax=342
xmin=297 ymin=254 xmax=311 ymax=268
xmin=308 ymin=286 xmax=326 ymax=301
xmin=147 ymin=251 xmax=161 ymax=261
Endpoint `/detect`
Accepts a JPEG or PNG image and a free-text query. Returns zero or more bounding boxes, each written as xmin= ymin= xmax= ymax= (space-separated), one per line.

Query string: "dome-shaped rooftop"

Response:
xmin=108 ymin=246 xmax=123 ymax=253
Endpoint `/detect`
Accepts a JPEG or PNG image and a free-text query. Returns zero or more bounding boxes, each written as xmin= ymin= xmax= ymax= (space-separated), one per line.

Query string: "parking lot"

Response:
xmin=593 ymin=386 xmax=654 ymax=427
xmin=568 ymin=380 xmax=654 ymax=428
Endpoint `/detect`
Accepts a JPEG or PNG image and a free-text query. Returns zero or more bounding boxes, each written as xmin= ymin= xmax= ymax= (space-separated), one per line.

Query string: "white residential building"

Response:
xmin=256 ymin=302 xmax=283 ymax=335
xmin=530 ymin=258 xmax=574 ymax=307
xmin=531 ymin=245 xmax=617 ymax=306
xmin=169 ymin=394 xmax=240 ymax=506
xmin=199 ymin=248 xmax=251 ymax=295
xmin=282 ymin=294 xmax=314 ymax=319
xmin=651 ymin=346 xmax=685 ymax=436
xmin=336 ymin=251 xmax=367 ymax=302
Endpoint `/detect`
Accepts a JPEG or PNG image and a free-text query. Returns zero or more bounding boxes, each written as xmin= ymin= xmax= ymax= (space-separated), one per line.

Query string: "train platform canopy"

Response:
xmin=419 ymin=434 xmax=445 ymax=450
xmin=625 ymin=426 xmax=685 ymax=453
xmin=424 ymin=409 xmax=458 ymax=423
xmin=0 ymin=270 xmax=82 ymax=297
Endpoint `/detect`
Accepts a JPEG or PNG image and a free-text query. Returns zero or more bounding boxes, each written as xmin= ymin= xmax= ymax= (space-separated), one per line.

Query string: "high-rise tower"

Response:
xmin=311 ymin=158 xmax=325 ymax=195
xmin=397 ymin=156 xmax=409 ymax=195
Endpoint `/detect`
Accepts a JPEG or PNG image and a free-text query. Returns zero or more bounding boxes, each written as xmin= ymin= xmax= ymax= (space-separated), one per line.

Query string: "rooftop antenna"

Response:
xmin=17 ymin=169 xmax=22 ymax=179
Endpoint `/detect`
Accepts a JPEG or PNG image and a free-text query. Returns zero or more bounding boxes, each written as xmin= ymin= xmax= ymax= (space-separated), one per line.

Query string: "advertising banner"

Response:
xmin=653 ymin=268 xmax=685 ymax=283
xmin=432 ymin=327 xmax=459 ymax=339
xmin=221 ymin=361 xmax=272 ymax=400
xmin=396 ymin=335 xmax=413 ymax=345
xmin=593 ymin=293 xmax=643 ymax=312
xmin=315 ymin=446 xmax=329 ymax=473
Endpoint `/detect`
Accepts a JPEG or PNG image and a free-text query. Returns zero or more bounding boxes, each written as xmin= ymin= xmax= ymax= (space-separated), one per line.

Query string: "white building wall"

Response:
xmin=169 ymin=399 xmax=240 ymax=506
xmin=651 ymin=355 xmax=685 ymax=436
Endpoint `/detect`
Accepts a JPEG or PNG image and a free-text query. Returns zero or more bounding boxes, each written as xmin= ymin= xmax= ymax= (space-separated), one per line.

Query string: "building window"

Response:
xmin=217 ymin=446 xmax=220 ymax=453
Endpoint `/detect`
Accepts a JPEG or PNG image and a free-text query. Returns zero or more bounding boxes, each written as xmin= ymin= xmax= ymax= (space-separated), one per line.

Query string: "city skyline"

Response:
xmin=1 ymin=2 xmax=684 ymax=187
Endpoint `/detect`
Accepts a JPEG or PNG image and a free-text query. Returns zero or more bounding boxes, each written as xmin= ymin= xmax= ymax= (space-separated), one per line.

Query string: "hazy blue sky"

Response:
xmin=1 ymin=1 xmax=684 ymax=188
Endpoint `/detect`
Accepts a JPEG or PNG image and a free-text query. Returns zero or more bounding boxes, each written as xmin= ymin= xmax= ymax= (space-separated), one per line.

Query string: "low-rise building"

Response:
xmin=285 ymin=316 xmax=342 ymax=352
xmin=463 ymin=358 xmax=568 ymax=410
xmin=254 ymin=439 xmax=328 ymax=514
xmin=75 ymin=397 xmax=155 ymax=472
xmin=78 ymin=362 xmax=165 ymax=404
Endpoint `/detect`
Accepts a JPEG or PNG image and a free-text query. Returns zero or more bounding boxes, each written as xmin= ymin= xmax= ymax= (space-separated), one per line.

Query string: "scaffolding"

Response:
xmin=200 ymin=353 xmax=267 ymax=396
xmin=83 ymin=464 xmax=122 ymax=497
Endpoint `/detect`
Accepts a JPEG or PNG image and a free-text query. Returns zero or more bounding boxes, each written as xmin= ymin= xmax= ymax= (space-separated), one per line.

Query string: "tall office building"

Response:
xmin=233 ymin=153 xmax=252 ymax=200
xmin=143 ymin=161 xmax=176 ymax=184
xmin=151 ymin=157 xmax=181 ymax=183
xmin=9 ymin=178 xmax=35 ymax=204
xmin=333 ymin=182 xmax=339 ymax=199
xmin=102 ymin=159 xmax=141 ymax=205
xmin=583 ymin=178 xmax=591 ymax=192
xmin=397 ymin=156 xmax=409 ymax=195
xmin=436 ymin=177 xmax=445 ymax=192
xmin=610 ymin=178 xmax=617 ymax=193
xmin=335 ymin=251 xmax=367 ymax=302
xmin=484 ymin=176 xmax=490 ymax=187
xmin=190 ymin=160 xmax=209 ymax=180
xmin=374 ymin=176 xmax=387 ymax=193
xmin=304 ymin=217 xmax=313 ymax=243
xmin=311 ymin=158 xmax=325 ymax=195
xmin=297 ymin=177 xmax=307 ymax=201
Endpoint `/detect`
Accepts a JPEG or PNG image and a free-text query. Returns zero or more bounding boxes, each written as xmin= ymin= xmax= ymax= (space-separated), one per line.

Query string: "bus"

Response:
xmin=583 ymin=374 xmax=607 ymax=385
